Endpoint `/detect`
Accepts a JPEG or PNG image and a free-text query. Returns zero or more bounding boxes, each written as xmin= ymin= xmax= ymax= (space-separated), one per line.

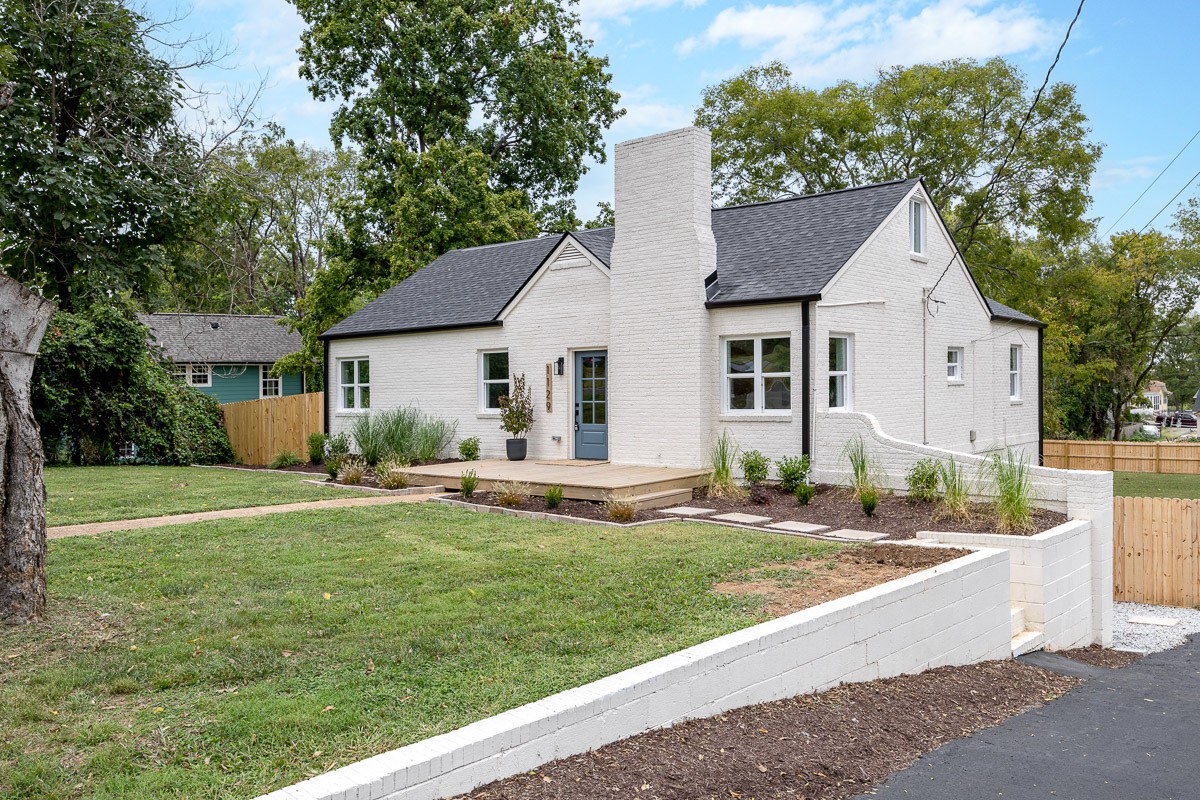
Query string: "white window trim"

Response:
xmin=479 ymin=350 xmax=510 ymax=414
xmin=722 ymin=335 xmax=793 ymax=415
xmin=337 ymin=357 xmax=370 ymax=413
xmin=947 ymin=347 xmax=964 ymax=383
xmin=175 ymin=363 xmax=212 ymax=387
xmin=1009 ymin=345 xmax=1022 ymax=401
xmin=910 ymin=199 xmax=926 ymax=257
xmin=828 ymin=334 xmax=854 ymax=411
xmin=260 ymin=364 xmax=282 ymax=399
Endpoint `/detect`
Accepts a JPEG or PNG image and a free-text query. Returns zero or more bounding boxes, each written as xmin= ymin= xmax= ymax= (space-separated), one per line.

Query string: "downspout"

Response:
xmin=921 ymin=288 xmax=929 ymax=444
xmin=1038 ymin=326 xmax=1044 ymax=465
xmin=323 ymin=339 xmax=331 ymax=436
xmin=801 ymin=301 xmax=811 ymax=458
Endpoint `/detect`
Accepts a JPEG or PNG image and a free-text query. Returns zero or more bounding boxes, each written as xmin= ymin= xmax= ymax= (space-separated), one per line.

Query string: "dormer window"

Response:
xmin=910 ymin=199 xmax=926 ymax=255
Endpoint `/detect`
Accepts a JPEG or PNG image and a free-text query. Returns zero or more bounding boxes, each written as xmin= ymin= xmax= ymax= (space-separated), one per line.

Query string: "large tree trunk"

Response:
xmin=0 ymin=276 xmax=56 ymax=624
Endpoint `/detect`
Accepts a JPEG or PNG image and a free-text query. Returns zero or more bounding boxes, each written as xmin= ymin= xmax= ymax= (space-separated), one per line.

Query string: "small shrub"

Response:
xmin=906 ymin=458 xmax=940 ymax=503
xmin=326 ymin=432 xmax=350 ymax=459
xmin=937 ymin=457 xmax=972 ymax=521
xmin=493 ymin=480 xmax=530 ymax=507
xmin=459 ymin=469 xmax=479 ymax=498
xmin=708 ymin=430 xmax=742 ymax=497
xmin=458 ymin=436 xmax=481 ymax=461
xmin=991 ymin=448 xmax=1034 ymax=532
xmin=605 ymin=499 xmax=637 ymax=523
xmin=325 ymin=454 xmax=344 ymax=479
xmin=268 ymin=449 xmax=303 ymax=469
xmin=776 ymin=455 xmax=811 ymax=493
xmin=739 ymin=449 xmax=770 ymax=486
xmin=794 ymin=483 xmax=816 ymax=505
xmin=860 ymin=485 xmax=878 ymax=517
xmin=307 ymin=432 xmax=328 ymax=465
xmin=544 ymin=484 xmax=564 ymax=509
xmin=337 ymin=456 xmax=367 ymax=485
xmin=377 ymin=457 xmax=411 ymax=490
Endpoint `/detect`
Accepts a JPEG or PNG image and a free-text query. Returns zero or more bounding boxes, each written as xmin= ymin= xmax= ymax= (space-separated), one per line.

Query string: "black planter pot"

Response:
xmin=506 ymin=438 xmax=528 ymax=461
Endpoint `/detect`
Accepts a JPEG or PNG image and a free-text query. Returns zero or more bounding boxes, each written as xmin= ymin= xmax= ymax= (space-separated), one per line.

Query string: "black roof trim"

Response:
xmin=320 ymin=319 xmax=503 ymax=341
xmin=705 ymin=292 xmax=822 ymax=309
xmin=986 ymin=297 xmax=1046 ymax=328
xmin=709 ymin=177 xmax=913 ymax=214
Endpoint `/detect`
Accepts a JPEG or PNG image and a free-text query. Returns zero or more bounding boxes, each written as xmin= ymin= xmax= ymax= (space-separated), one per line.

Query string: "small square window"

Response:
xmin=947 ymin=348 xmax=963 ymax=382
xmin=723 ymin=336 xmax=791 ymax=413
xmin=338 ymin=358 xmax=370 ymax=411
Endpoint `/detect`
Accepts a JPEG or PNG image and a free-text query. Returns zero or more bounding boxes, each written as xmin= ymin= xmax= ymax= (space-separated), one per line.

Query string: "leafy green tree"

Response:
xmin=695 ymin=58 xmax=1102 ymax=298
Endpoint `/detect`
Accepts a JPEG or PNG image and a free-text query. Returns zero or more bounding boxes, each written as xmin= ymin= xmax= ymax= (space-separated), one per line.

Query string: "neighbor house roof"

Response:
xmin=984 ymin=298 xmax=1045 ymax=328
xmin=322 ymin=178 xmax=1035 ymax=339
xmin=139 ymin=313 xmax=301 ymax=363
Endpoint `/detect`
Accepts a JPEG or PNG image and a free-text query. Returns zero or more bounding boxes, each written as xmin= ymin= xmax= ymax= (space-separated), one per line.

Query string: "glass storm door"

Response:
xmin=574 ymin=351 xmax=608 ymax=460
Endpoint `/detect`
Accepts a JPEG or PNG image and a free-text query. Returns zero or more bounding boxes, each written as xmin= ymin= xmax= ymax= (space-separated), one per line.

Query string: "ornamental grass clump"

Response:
xmin=493 ymin=480 xmax=530 ymax=507
xmin=776 ymin=455 xmax=811 ymax=493
xmin=337 ymin=457 xmax=367 ymax=485
xmin=843 ymin=435 xmax=879 ymax=501
xmin=352 ymin=407 xmax=458 ymax=465
xmin=860 ymin=485 xmax=879 ymax=517
xmin=459 ymin=469 xmax=479 ymax=498
xmin=936 ymin=457 xmax=972 ymax=521
xmin=739 ymin=449 xmax=770 ymax=487
xmin=991 ymin=448 xmax=1034 ymax=532
xmin=544 ymin=484 xmax=564 ymax=509
xmin=707 ymin=430 xmax=742 ymax=497
xmin=605 ymin=499 xmax=637 ymax=523
xmin=268 ymin=449 xmax=303 ymax=469
xmin=906 ymin=458 xmax=940 ymax=503
xmin=376 ymin=457 xmax=411 ymax=490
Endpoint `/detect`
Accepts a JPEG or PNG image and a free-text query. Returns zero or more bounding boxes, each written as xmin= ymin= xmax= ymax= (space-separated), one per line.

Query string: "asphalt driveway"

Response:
xmin=862 ymin=637 xmax=1200 ymax=800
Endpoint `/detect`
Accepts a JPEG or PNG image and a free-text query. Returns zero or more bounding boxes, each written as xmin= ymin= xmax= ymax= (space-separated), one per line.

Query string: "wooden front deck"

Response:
xmin=406 ymin=459 xmax=708 ymax=509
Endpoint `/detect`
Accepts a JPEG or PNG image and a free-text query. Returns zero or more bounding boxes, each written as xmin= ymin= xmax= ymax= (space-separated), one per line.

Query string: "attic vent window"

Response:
xmin=910 ymin=200 xmax=926 ymax=256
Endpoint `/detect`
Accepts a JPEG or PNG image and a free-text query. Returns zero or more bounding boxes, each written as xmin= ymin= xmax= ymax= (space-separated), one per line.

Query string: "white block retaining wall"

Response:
xmin=813 ymin=411 xmax=1113 ymax=646
xmin=918 ymin=520 xmax=1093 ymax=650
xmin=258 ymin=548 xmax=1011 ymax=800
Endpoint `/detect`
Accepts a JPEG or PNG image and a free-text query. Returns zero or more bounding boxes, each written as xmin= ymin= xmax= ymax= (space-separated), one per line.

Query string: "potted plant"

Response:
xmin=498 ymin=373 xmax=534 ymax=460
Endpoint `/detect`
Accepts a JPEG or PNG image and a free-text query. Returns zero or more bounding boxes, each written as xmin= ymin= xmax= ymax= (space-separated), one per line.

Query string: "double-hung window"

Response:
xmin=724 ymin=336 xmax=791 ymax=413
xmin=173 ymin=363 xmax=211 ymax=387
xmin=828 ymin=335 xmax=853 ymax=410
xmin=910 ymin=199 xmax=925 ymax=255
xmin=480 ymin=351 xmax=510 ymax=412
xmin=339 ymin=358 xmax=370 ymax=411
xmin=947 ymin=347 xmax=964 ymax=382
xmin=1009 ymin=345 xmax=1022 ymax=400
xmin=260 ymin=365 xmax=281 ymax=398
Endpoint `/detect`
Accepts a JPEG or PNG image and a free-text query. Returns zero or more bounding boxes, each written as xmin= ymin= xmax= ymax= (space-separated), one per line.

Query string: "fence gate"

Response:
xmin=222 ymin=392 xmax=324 ymax=466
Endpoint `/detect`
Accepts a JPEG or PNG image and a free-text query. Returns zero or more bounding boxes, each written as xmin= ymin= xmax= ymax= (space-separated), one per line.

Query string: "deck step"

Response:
xmin=1011 ymin=629 xmax=1045 ymax=657
xmin=1010 ymin=606 xmax=1026 ymax=638
xmin=627 ymin=488 xmax=697 ymax=511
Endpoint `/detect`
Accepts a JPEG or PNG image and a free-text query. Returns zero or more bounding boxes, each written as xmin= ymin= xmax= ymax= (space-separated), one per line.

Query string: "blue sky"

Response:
xmin=158 ymin=0 xmax=1200 ymax=234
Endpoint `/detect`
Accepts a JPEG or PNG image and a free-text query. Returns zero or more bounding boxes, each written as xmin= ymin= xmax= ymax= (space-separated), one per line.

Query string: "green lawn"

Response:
xmin=44 ymin=466 xmax=352 ymax=526
xmin=0 ymin=503 xmax=838 ymax=799
xmin=1114 ymin=471 xmax=1200 ymax=499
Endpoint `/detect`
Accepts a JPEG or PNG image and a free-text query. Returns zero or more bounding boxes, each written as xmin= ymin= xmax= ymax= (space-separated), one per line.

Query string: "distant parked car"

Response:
xmin=1174 ymin=412 xmax=1198 ymax=428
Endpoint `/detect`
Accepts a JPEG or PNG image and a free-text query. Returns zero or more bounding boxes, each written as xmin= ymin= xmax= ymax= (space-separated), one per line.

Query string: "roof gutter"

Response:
xmin=705 ymin=292 xmax=822 ymax=310
xmin=990 ymin=312 xmax=1047 ymax=329
xmin=319 ymin=319 xmax=503 ymax=342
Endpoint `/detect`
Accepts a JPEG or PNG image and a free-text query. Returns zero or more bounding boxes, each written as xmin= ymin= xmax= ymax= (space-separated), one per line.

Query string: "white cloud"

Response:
xmin=578 ymin=0 xmax=705 ymax=21
xmin=679 ymin=0 xmax=1057 ymax=83
xmin=611 ymin=84 xmax=695 ymax=136
xmin=1094 ymin=155 xmax=1165 ymax=190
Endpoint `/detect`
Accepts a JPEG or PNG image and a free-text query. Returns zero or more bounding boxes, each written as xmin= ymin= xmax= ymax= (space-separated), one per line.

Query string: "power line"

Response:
xmin=1103 ymin=126 xmax=1200 ymax=236
xmin=1138 ymin=164 xmax=1200 ymax=234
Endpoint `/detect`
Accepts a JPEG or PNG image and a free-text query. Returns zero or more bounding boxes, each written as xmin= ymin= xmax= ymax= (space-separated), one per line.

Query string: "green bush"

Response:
xmin=739 ymin=449 xmax=770 ymax=486
xmin=351 ymin=407 xmax=458 ymax=465
xmin=307 ymin=432 xmax=328 ymax=464
xmin=326 ymin=454 xmax=344 ymax=480
xmin=906 ymin=458 xmax=940 ymax=503
xmin=324 ymin=434 xmax=350 ymax=479
xmin=458 ymin=436 xmax=481 ymax=461
xmin=860 ymin=485 xmax=879 ymax=517
xmin=794 ymin=483 xmax=816 ymax=505
xmin=459 ymin=469 xmax=479 ymax=498
xmin=269 ymin=450 xmax=303 ymax=469
xmin=776 ymin=455 xmax=811 ymax=493
xmin=544 ymin=484 xmax=564 ymax=509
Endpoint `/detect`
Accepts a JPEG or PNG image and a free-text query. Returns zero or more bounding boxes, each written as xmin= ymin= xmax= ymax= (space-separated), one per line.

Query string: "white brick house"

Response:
xmin=321 ymin=127 xmax=1043 ymax=470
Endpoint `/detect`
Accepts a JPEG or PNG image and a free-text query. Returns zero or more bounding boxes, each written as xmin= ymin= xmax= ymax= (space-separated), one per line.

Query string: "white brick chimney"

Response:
xmin=608 ymin=127 xmax=717 ymax=467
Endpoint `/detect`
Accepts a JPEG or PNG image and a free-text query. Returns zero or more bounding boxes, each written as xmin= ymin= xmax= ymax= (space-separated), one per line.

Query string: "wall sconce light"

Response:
xmin=554 ymin=357 xmax=565 ymax=376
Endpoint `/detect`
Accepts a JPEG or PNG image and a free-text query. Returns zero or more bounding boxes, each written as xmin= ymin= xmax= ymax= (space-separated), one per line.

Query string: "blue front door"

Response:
xmin=575 ymin=351 xmax=608 ymax=460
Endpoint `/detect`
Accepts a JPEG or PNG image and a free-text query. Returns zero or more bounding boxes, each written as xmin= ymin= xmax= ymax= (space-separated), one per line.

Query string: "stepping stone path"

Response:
xmin=1128 ymin=615 xmax=1180 ymax=627
xmin=826 ymin=528 xmax=889 ymax=542
xmin=710 ymin=512 xmax=774 ymax=525
xmin=657 ymin=506 xmax=716 ymax=516
xmin=766 ymin=520 xmax=831 ymax=533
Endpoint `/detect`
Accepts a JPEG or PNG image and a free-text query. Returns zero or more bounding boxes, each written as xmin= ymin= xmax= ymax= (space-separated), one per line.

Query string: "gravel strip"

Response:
xmin=1113 ymin=601 xmax=1200 ymax=652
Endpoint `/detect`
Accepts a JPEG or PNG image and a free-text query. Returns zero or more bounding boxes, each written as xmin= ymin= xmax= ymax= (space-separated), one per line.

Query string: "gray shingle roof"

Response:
xmin=321 ymin=179 xmax=921 ymax=340
xmin=985 ymin=298 xmax=1045 ymax=328
xmin=139 ymin=313 xmax=302 ymax=363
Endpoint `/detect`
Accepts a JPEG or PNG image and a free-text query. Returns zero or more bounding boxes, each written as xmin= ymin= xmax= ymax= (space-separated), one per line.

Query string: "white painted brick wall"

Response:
xmin=257 ymin=548 xmax=1011 ymax=800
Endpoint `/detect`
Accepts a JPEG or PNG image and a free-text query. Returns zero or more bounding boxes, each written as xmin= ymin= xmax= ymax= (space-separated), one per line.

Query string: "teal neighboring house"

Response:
xmin=140 ymin=313 xmax=305 ymax=403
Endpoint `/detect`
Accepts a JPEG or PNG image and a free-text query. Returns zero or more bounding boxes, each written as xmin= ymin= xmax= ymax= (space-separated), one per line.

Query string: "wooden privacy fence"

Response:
xmin=1043 ymin=439 xmax=1200 ymax=474
xmin=222 ymin=392 xmax=324 ymax=465
xmin=1114 ymin=496 xmax=1200 ymax=607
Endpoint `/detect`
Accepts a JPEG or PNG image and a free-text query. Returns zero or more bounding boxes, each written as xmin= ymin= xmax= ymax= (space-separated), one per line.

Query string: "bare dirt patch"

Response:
xmin=1056 ymin=644 xmax=1144 ymax=669
xmin=714 ymin=544 xmax=967 ymax=617
xmin=453 ymin=659 xmax=1079 ymax=800
xmin=451 ymin=492 xmax=660 ymax=523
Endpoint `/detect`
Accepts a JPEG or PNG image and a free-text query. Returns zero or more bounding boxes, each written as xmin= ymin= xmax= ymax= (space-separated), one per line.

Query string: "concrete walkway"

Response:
xmin=863 ymin=637 xmax=1200 ymax=799
xmin=48 ymin=494 xmax=439 ymax=539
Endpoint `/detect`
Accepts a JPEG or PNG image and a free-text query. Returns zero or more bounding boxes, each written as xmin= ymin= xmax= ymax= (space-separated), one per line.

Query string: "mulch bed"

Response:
xmin=452 ymin=659 xmax=1079 ymax=800
xmin=692 ymin=485 xmax=1067 ymax=539
xmin=453 ymin=492 xmax=661 ymax=523
xmin=1056 ymin=645 xmax=1144 ymax=669
xmin=714 ymin=544 xmax=967 ymax=618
